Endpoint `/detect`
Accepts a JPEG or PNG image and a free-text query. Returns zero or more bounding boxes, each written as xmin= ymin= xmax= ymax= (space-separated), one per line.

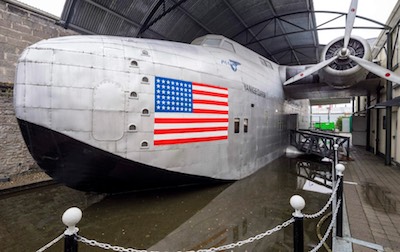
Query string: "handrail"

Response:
xmin=290 ymin=130 xmax=350 ymax=159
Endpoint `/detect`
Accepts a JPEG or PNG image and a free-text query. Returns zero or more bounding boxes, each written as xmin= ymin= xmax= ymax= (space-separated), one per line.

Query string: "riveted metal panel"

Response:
xmin=92 ymin=82 xmax=125 ymax=141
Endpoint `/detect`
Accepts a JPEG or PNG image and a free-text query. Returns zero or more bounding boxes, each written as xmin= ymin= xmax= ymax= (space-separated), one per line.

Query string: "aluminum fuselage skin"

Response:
xmin=14 ymin=35 xmax=308 ymax=191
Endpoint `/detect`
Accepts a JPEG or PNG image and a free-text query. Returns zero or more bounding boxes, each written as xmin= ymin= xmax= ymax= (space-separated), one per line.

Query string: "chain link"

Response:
xmin=304 ymin=176 xmax=342 ymax=219
xmin=77 ymin=236 xmax=148 ymax=252
xmin=77 ymin=218 xmax=294 ymax=252
xmin=309 ymin=199 xmax=342 ymax=252
xmin=197 ymin=218 xmax=294 ymax=252
xmin=38 ymin=176 xmax=344 ymax=252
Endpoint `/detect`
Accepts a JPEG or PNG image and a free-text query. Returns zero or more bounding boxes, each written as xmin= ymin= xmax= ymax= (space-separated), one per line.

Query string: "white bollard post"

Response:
xmin=290 ymin=195 xmax=305 ymax=252
xmin=62 ymin=207 xmax=82 ymax=252
xmin=335 ymin=164 xmax=345 ymax=237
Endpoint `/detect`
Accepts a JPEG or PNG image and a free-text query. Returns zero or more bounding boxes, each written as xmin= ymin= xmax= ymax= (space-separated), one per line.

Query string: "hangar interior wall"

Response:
xmin=0 ymin=0 xmax=78 ymax=177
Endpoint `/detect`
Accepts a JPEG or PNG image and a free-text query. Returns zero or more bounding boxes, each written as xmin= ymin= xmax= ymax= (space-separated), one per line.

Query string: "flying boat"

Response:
xmin=13 ymin=0 xmax=400 ymax=192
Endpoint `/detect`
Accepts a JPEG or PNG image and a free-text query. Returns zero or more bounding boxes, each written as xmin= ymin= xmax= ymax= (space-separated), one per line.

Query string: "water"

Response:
xmin=0 ymin=155 xmax=332 ymax=251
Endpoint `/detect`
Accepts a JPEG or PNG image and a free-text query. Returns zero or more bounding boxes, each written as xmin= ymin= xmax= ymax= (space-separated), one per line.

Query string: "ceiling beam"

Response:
xmin=222 ymin=0 xmax=278 ymax=63
xmin=266 ymin=0 xmax=301 ymax=65
xmin=83 ymin=0 xmax=166 ymax=38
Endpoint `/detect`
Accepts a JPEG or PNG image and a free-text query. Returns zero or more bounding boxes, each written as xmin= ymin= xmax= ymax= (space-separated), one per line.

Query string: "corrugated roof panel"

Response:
xmin=271 ymin=0 xmax=310 ymax=15
xmin=228 ymin=0 xmax=274 ymax=27
xmin=59 ymin=0 xmax=319 ymax=65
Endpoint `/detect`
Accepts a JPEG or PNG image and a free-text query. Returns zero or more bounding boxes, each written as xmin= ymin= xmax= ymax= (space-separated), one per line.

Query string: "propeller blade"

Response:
xmin=284 ymin=56 xmax=338 ymax=85
xmin=349 ymin=55 xmax=400 ymax=83
xmin=343 ymin=0 xmax=358 ymax=49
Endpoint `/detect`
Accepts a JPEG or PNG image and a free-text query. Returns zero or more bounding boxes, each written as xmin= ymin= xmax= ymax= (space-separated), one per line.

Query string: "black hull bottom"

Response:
xmin=17 ymin=119 xmax=224 ymax=193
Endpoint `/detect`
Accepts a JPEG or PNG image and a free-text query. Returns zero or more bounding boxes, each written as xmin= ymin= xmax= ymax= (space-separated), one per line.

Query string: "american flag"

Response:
xmin=154 ymin=76 xmax=229 ymax=145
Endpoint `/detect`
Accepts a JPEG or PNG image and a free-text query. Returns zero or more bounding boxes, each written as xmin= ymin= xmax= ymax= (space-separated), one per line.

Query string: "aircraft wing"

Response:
xmin=283 ymin=78 xmax=382 ymax=100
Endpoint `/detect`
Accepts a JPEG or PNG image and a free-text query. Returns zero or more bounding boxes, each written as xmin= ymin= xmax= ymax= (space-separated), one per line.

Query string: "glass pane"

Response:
xmin=234 ymin=118 xmax=240 ymax=133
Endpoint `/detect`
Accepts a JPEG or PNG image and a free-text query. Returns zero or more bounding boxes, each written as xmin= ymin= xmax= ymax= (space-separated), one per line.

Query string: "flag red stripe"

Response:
xmin=193 ymin=99 xmax=228 ymax=106
xmin=155 ymin=118 xmax=229 ymax=123
xmin=193 ymin=109 xmax=228 ymax=114
xmin=154 ymin=135 xmax=228 ymax=145
xmin=192 ymin=82 xmax=228 ymax=91
xmin=154 ymin=127 xmax=228 ymax=135
xmin=193 ymin=90 xmax=228 ymax=98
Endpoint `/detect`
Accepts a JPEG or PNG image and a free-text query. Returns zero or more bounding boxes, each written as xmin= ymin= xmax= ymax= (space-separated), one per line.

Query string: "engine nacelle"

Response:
xmin=319 ymin=36 xmax=371 ymax=88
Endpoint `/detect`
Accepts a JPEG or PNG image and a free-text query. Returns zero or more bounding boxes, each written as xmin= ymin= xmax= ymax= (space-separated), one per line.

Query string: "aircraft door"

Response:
xmin=92 ymin=81 xmax=125 ymax=141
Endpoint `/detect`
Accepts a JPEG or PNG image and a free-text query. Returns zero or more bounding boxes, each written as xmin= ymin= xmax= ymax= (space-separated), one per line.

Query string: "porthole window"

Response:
xmin=130 ymin=60 xmax=138 ymax=67
xmin=130 ymin=91 xmax=138 ymax=98
xmin=128 ymin=124 xmax=137 ymax=131
xmin=140 ymin=140 xmax=149 ymax=149
xmin=234 ymin=118 xmax=240 ymax=133
xmin=141 ymin=77 xmax=149 ymax=84
xmin=244 ymin=118 xmax=248 ymax=133
xmin=141 ymin=108 xmax=149 ymax=116
xmin=142 ymin=50 xmax=149 ymax=56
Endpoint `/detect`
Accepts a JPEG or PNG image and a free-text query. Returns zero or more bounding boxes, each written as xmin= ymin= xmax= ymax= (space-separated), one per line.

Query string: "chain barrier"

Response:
xmin=77 ymin=218 xmax=294 ymax=252
xmin=304 ymin=176 xmax=341 ymax=219
xmin=77 ymin=236 xmax=147 ymax=252
xmin=37 ymin=173 xmax=344 ymax=251
xmin=309 ymin=199 xmax=342 ymax=252
xmin=36 ymin=233 xmax=64 ymax=252
xmin=196 ymin=218 xmax=294 ymax=252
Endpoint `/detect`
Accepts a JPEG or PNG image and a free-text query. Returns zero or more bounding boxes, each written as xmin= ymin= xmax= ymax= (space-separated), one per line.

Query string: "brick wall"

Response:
xmin=0 ymin=0 xmax=78 ymax=176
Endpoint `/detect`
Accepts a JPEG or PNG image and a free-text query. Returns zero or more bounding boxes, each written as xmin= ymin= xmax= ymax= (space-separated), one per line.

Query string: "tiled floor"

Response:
xmin=343 ymin=146 xmax=400 ymax=251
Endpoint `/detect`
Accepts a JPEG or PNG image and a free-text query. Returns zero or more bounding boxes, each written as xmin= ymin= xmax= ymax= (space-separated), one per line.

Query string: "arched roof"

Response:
xmin=59 ymin=0 xmax=391 ymax=66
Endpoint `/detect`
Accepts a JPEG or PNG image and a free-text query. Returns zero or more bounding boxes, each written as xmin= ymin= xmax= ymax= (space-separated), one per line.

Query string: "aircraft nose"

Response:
xmin=14 ymin=35 xmax=153 ymax=142
xmin=13 ymin=36 xmax=113 ymax=130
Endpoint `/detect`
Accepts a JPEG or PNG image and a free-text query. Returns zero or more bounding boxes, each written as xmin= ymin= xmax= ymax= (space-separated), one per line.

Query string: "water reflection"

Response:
xmin=150 ymin=156 xmax=332 ymax=251
xmin=293 ymin=157 xmax=333 ymax=194
xmin=0 ymin=155 xmax=333 ymax=252
xmin=364 ymin=182 xmax=397 ymax=213
xmin=0 ymin=186 xmax=104 ymax=251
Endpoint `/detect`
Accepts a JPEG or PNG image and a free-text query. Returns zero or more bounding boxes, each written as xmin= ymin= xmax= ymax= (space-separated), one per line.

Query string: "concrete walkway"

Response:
xmin=343 ymin=146 xmax=400 ymax=251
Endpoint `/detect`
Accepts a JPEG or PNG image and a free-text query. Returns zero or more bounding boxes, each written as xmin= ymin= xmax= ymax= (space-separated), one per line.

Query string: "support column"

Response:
xmin=366 ymin=94 xmax=371 ymax=151
xmin=385 ymin=32 xmax=393 ymax=165
xmin=376 ymin=87 xmax=381 ymax=155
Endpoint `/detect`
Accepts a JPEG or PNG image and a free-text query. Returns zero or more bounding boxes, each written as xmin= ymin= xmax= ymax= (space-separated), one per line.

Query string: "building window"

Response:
xmin=234 ymin=118 xmax=240 ymax=133
xmin=244 ymin=118 xmax=248 ymax=133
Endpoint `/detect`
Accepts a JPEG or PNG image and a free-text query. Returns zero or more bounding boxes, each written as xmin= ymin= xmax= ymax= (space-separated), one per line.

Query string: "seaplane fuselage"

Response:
xmin=14 ymin=34 xmax=307 ymax=192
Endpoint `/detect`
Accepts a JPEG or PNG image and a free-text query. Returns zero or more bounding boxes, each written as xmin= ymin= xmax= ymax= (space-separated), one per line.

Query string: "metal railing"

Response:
xmin=290 ymin=129 xmax=350 ymax=159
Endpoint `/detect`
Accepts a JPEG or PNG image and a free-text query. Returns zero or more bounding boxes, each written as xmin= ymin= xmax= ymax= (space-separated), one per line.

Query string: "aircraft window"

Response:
xmin=141 ymin=108 xmax=149 ymax=115
xmin=234 ymin=118 xmax=240 ymax=133
xmin=128 ymin=124 xmax=137 ymax=131
xmin=130 ymin=60 xmax=138 ymax=67
xmin=244 ymin=118 xmax=248 ymax=133
xmin=260 ymin=58 xmax=273 ymax=69
xmin=130 ymin=91 xmax=138 ymax=98
xmin=203 ymin=38 xmax=222 ymax=47
xmin=142 ymin=77 xmax=149 ymax=83
xmin=140 ymin=140 xmax=149 ymax=149
xmin=221 ymin=41 xmax=235 ymax=52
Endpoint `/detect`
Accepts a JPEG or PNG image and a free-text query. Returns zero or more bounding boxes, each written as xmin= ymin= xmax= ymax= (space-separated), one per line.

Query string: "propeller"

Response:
xmin=349 ymin=55 xmax=400 ymax=83
xmin=284 ymin=56 xmax=338 ymax=85
xmin=343 ymin=0 xmax=358 ymax=49
xmin=284 ymin=0 xmax=400 ymax=86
